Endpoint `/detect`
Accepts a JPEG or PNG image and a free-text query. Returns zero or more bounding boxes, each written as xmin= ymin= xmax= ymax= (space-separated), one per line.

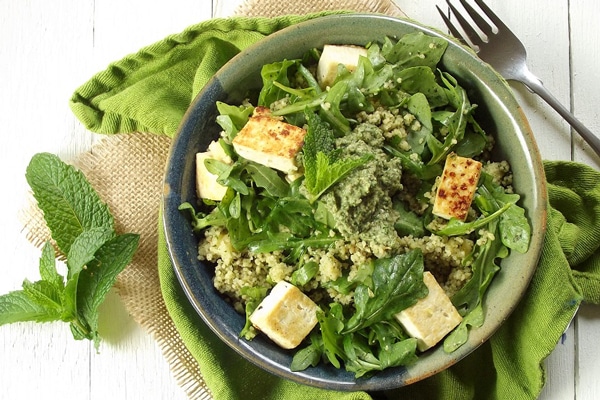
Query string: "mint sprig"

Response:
xmin=0 ymin=153 xmax=139 ymax=349
xmin=302 ymin=111 xmax=372 ymax=203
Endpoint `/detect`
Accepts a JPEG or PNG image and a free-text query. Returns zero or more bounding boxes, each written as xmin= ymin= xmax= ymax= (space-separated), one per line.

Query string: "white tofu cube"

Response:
xmin=395 ymin=271 xmax=463 ymax=351
xmin=232 ymin=107 xmax=306 ymax=174
xmin=195 ymin=140 xmax=232 ymax=201
xmin=432 ymin=153 xmax=482 ymax=221
xmin=317 ymin=44 xmax=368 ymax=89
xmin=249 ymin=281 xmax=319 ymax=349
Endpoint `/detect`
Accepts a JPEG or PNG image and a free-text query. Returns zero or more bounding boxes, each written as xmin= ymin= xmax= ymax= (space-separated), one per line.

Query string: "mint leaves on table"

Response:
xmin=0 ymin=153 xmax=139 ymax=348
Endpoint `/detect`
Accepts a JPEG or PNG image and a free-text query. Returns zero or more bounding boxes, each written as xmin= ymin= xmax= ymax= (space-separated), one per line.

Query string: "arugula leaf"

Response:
xmin=451 ymin=219 xmax=504 ymax=317
xmin=291 ymin=333 xmax=323 ymax=372
xmin=434 ymin=202 xmax=512 ymax=236
xmin=240 ymin=286 xmax=268 ymax=340
xmin=426 ymin=74 xmax=474 ymax=165
xmin=476 ymin=174 xmax=531 ymax=253
xmin=319 ymin=81 xmax=351 ymax=136
xmin=443 ymin=303 xmax=485 ymax=352
xmin=302 ymin=111 xmax=372 ymax=203
xmin=215 ymin=102 xmax=254 ymax=140
xmin=258 ymin=59 xmax=299 ymax=107
xmin=290 ymin=261 xmax=319 ymax=287
xmin=317 ymin=304 xmax=346 ymax=369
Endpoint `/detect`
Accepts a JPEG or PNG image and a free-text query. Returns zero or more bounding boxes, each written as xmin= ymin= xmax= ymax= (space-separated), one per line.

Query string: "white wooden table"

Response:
xmin=1 ymin=1 xmax=598 ymax=399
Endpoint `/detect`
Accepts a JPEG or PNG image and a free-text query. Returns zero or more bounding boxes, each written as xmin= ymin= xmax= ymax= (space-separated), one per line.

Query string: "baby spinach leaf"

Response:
xmin=343 ymin=249 xmax=428 ymax=333
xmin=397 ymin=66 xmax=448 ymax=108
xmin=381 ymin=32 xmax=448 ymax=70
xmin=406 ymin=92 xmax=434 ymax=154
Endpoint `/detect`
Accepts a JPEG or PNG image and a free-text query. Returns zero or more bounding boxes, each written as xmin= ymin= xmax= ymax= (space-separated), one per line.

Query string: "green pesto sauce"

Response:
xmin=321 ymin=122 xmax=404 ymax=250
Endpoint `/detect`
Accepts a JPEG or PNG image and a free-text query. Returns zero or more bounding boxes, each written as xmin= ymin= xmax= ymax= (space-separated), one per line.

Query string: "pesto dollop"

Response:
xmin=321 ymin=122 xmax=403 ymax=252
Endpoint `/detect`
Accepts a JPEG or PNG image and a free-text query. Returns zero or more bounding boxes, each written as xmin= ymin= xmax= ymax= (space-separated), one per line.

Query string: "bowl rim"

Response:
xmin=162 ymin=12 xmax=547 ymax=391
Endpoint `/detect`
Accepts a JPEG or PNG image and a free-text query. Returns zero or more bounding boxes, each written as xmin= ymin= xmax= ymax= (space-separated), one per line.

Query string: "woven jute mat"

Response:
xmin=21 ymin=1 xmax=405 ymax=399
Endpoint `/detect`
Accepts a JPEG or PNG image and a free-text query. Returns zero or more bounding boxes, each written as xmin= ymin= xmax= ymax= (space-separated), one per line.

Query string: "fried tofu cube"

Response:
xmin=249 ymin=281 xmax=319 ymax=349
xmin=317 ymin=44 xmax=368 ymax=89
xmin=395 ymin=272 xmax=463 ymax=351
xmin=232 ymin=107 xmax=306 ymax=174
xmin=195 ymin=140 xmax=232 ymax=201
xmin=432 ymin=153 xmax=482 ymax=221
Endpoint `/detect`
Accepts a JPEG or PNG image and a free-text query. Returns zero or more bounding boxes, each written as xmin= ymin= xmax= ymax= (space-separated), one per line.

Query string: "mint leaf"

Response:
xmin=0 ymin=152 xmax=140 ymax=349
xmin=76 ymin=233 xmax=139 ymax=347
xmin=0 ymin=290 xmax=61 ymax=325
xmin=25 ymin=153 xmax=114 ymax=255
xmin=66 ymin=227 xmax=115 ymax=279
xmin=38 ymin=241 xmax=64 ymax=290
xmin=63 ymin=227 xmax=115 ymax=325
xmin=302 ymin=112 xmax=372 ymax=203
xmin=22 ymin=280 xmax=63 ymax=315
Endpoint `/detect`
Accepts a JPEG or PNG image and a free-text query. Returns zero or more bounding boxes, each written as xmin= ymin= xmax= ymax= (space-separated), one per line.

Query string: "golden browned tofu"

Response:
xmin=232 ymin=106 xmax=306 ymax=174
xmin=249 ymin=281 xmax=319 ymax=349
xmin=432 ymin=153 xmax=482 ymax=221
xmin=395 ymin=272 xmax=463 ymax=351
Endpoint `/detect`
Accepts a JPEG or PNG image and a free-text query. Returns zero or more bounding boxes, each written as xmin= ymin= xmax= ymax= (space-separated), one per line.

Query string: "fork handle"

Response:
xmin=518 ymin=68 xmax=600 ymax=156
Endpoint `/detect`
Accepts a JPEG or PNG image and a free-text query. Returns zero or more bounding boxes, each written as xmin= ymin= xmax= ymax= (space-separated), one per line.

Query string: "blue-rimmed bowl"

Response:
xmin=162 ymin=13 xmax=546 ymax=391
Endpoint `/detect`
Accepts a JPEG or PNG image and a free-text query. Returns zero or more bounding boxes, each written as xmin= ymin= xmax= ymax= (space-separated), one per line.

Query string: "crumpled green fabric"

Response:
xmin=69 ymin=13 xmax=345 ymax=137
xmin=70 ymin=14 xmax=600 ymax=400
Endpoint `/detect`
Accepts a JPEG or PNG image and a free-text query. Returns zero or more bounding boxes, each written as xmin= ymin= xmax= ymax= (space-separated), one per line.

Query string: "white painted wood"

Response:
xmin=1 ymin=0 xmax=598 ymax=399
xmin=569 ymin=1 xmax=600 ymax=399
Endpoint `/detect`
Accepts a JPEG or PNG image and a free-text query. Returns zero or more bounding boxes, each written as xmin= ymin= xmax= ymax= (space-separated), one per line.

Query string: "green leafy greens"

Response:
xmin=0 ymin=153 xmax=139 ymax=348
xmin=182 ymin=32 xmax=532 ymax=378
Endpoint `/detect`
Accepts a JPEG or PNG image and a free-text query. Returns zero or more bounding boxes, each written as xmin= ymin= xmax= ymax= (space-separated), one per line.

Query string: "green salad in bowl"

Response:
xmin=164 ymin=13 xmax=545 ymax=391
xmin=181 ymin=31 xmax=530 ymax=376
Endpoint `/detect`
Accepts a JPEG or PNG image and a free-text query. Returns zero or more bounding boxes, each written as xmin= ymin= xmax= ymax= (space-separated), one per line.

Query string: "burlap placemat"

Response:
xmin=20 ymin=1 xmax=405 ymax=399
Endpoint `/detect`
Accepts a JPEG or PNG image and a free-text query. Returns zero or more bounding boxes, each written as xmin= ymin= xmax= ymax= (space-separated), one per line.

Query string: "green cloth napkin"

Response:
xmin=70 ymin=14 xmax=600 ymax=400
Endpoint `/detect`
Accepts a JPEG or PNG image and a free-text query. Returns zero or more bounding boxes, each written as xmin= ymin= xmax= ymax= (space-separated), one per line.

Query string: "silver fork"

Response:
xmin=437 ymin=0 xmax=600 ymax=156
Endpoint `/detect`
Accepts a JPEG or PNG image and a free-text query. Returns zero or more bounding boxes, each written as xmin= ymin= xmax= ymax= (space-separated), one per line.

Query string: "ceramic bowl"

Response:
xmin=162 ymin=13 xmax=547 ymax=392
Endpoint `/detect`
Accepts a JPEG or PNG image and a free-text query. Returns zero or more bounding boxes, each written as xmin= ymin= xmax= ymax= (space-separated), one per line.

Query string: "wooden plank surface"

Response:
xmin=0 ymin=0 xmax=598 ymax=398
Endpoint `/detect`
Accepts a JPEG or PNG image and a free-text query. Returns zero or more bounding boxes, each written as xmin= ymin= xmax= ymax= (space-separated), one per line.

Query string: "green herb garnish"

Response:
xmin=0 ymin=153 xmax=139 ymax=349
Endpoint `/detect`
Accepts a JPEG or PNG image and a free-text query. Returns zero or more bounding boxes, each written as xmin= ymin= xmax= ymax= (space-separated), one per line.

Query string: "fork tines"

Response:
xmin=437 ymin=0 xmax=509 ymax=49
